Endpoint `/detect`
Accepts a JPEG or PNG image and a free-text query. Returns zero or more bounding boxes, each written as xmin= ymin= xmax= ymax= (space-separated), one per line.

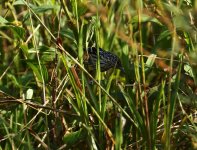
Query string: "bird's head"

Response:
xmin=116 ymin=59 xmax=125 ymax=73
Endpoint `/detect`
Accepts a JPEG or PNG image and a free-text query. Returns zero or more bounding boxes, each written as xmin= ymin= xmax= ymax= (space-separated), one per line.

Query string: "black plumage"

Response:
xmin=84 ymin=47 xmax=125 ymax=73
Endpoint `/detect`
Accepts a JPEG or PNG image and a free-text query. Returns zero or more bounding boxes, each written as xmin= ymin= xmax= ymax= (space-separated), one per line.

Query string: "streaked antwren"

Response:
xmin=84 ymin=47 xmax=125 ymax=74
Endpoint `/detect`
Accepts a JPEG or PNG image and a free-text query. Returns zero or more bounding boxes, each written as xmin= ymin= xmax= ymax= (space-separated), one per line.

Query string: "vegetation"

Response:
xmin=0 ymin=0 xmax=197 ymax=149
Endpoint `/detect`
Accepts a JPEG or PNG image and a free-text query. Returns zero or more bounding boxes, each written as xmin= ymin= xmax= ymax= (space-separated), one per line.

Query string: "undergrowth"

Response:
xmin=0 ymin=0 xmax=196 ymax=149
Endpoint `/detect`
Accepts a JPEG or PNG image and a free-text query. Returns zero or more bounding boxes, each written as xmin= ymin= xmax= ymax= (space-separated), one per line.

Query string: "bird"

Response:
xmin=84 ymin=47 xmax=125 ymax=74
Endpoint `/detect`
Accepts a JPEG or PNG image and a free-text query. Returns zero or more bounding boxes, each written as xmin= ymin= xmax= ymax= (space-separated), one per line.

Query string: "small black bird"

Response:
xmin=84 ymin=47 xmax=125 ymax=73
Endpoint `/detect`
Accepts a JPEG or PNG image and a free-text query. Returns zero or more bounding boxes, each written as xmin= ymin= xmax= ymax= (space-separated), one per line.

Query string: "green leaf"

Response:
xmin=38 ymin=46 xmax=56 ymax=62
xmin=173 ymin=15 xmax=192 ymax=31
xmin=27 ymin=62 xmax=48 ymax=86
xmin=63 ymin=128 xmax=87 ymax=146
xmin=163 ymin=2 xmax=182 ymax=15
xmin=20 ymin=43 xmax=29 ymax=57
xmin=132 ymin=14 xmax=163 ymax=25
xmin=13 ymin=0 xmax=26 ymax=5
xmin=0 ymin=16 xmax=8 ymax=24
xmin=157 ymin=30 xmax=171 ymax=42
xmin=32 ymin=5 xmax=57 ymax=13
xmin=118 ymin=84 xmax=144 ymax=132
xmin=9 ymin=25 xmax=25 ymax=40
xmin=77 ymin=2 xmax=88 ymax=17
xmin=7 ymin=74 xmax=21 ymax=88
xmin=184 ymin=64 xmax=194 ymax=78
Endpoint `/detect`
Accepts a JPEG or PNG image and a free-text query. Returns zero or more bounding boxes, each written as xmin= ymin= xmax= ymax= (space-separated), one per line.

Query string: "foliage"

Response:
xmin=0 ymin=0 xmax=197 ymax=149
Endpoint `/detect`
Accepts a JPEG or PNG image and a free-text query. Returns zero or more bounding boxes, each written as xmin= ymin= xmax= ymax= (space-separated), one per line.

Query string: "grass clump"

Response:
xmin=0 ymin=0 xmax=196 ymax=149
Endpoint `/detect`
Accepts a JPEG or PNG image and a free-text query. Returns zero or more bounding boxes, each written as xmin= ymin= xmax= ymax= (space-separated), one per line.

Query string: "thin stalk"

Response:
xmin=138 ymin=6 xmax=151 ymax=149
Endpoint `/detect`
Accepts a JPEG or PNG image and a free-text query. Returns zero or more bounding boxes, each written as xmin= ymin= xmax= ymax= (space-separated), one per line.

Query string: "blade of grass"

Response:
xmin=118 ymin=84 xmax=145 ymax=134
xmin=150 ymin=80 xmax=165 ymax=148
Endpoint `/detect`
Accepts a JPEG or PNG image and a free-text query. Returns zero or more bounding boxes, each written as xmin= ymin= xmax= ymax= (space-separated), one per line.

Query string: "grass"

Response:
xmin=0 ymin=0 xmax=197 ymax=149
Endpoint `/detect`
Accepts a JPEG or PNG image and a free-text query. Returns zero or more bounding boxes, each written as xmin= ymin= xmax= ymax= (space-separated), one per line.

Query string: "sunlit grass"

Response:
xmin=0 ymin=0 xmax=196 ymax=149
